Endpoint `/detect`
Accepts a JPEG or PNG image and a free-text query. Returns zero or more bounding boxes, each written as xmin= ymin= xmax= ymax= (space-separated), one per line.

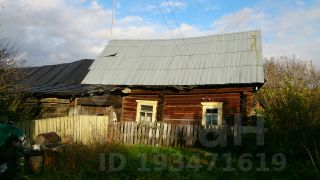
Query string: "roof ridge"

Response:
xmin=110 ymin=30 xmax=261 ymax=42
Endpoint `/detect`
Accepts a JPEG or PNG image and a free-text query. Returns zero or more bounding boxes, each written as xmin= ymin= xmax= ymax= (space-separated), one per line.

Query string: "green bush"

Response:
xmin=258 ymin=57 xmax=320 ymax=155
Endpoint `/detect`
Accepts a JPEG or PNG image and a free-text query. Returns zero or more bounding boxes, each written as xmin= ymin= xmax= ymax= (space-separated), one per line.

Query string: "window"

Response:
xmin=201 ymin=102 xmax=223 ymax=126
xmin=136 ymin=100 xmax=158 ymax=123
xmin=205 ymin=108 xmax=219 ymax=125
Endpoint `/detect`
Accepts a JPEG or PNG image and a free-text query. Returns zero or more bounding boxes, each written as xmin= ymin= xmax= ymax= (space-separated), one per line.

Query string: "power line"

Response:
xmin=154 ymin=0 xmax=185 ymax=56
xmin=165 ymin=0 xmax=193 ymax=56
xmin=164 ymin=0 xmax=202 ymax=82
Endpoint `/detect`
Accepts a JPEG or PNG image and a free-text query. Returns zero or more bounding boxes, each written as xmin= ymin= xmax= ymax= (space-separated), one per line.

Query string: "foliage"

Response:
xmin=257 ymin=56 xmax=320 ymax=154
xmin=0 ymin=39 xmax=36 ymax=121
xmin=19 ymin=143 xmax=320 ymax=179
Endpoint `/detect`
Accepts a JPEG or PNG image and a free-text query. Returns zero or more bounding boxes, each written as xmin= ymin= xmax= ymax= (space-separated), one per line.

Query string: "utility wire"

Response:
xmin=154 ymin=0 xmax=185 ymax=56
xmin=165 ymin=0 xmax=193 ymax=56
xmin=164 ymin=0 xmax=202 ymax=82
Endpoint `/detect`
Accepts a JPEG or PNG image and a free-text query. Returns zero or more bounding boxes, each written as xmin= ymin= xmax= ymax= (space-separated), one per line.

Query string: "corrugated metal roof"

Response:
xmin=21 ymin=59 xmax=93 ymax=86
xmin=82 ymin=30 xmax=264 ymax=86
xmin=19 ymin=59 xmax=110 ymax=96
xmin=24 ymin=84 xmax=111 ymax=96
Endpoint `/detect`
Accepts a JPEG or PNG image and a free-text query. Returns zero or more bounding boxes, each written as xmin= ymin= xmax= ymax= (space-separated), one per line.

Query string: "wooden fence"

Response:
xmin=106 ymin=121 xmax=226 ymax=148
xmin=16 ymin=115 xmax=109 ymax=144
xmin=106 ymin=117 xmax=264 ymax=148
xmin=17 ymin=115 xmax=263 ymax=147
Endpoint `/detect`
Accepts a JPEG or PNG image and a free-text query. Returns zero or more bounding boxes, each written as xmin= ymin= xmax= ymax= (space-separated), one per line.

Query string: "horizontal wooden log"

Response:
xmin=165 ymin=93 xmax=240 ymax=99
xmin=131 ymin=87 xmax=254 ymax=95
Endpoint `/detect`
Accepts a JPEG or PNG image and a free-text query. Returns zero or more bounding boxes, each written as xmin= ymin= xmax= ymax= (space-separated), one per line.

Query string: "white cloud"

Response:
xmin=211 ymin=8 xmax=269 ymax=33
xmin=210 ymin=6 xmax=320 ymax=64
xmin=160 ymin=1 xmax=186 ymax=9
xmin=0 ymin=0 xmax=319 ymax=66
xmin=143 ymin=1 xmax=186 ymax=13
xmin=0 ymin=0 xmax=113 ymax=65
xmin=0 ymin=0 xmax=196 ymax=65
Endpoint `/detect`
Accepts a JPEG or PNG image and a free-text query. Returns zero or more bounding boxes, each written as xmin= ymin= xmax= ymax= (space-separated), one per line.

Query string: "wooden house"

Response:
xmin=81 ymin=30 xmax=265 ymax=125
xmin=20 ymin=59 xmax=114 ymax=118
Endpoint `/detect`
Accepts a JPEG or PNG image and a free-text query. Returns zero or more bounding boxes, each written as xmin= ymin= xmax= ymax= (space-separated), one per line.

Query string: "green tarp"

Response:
xmin=0 ymin=123 xmax=24 ymax=147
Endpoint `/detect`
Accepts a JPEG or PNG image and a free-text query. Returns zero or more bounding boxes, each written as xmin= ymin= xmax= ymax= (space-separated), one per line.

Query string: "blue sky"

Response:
xmin=0 ymin=0 xmax=319 ymax=66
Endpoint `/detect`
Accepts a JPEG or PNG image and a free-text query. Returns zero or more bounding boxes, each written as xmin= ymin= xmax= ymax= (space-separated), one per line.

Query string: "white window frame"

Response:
xmin=201 ymin=102 xmax=223 ymax=126
xmin=135 ymin=100 xmax=158 ymax=123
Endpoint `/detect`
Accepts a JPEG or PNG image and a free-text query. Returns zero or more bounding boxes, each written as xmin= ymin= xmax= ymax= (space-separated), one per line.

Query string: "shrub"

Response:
xmin=257 ymin=56 xmax=320 ymax=154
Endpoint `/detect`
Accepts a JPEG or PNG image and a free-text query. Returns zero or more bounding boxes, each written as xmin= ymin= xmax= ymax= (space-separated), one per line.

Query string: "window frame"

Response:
xmin=135 ymin=100 xmax=158 ymax=123
xmin=201 ymin=102 xmax=223 ymax=126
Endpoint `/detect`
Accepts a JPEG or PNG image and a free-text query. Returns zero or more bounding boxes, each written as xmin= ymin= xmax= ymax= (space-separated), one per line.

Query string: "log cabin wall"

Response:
xmin=25 ymin=98 xmax=72 ymax=118
xmin=26 ymin=95 xmax=123 ymax=119
xmin=121 ymin=95 xmax=160 ymax=122
xmin=121 ymin=87 xmax=255 ymax=125
xmin=164 ymin=93 xmax=241 ymax=125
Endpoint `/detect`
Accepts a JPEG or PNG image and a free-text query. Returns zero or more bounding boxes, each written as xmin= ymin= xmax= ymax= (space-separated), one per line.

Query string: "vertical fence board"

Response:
xmin=162 ymin=123 xmax=167 ymax=146
xmin=16 ymin=117 xmax=260 ymax=148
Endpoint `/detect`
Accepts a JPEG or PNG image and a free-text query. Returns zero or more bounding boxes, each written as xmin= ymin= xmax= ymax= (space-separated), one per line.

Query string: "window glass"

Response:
xmin=141 ymin=105 xmax=153 ymax=112
xmin=146 ymin=113 xmax=152 ymax=122
xmin=206 ymin=108 xmax=218 ymax=125
xmin=206 ymin=114 xmax=218 ymax=125
xmin=206 ymin=108 xmax=218 ymax=114
xmin=140 ymin=112 xmax=145 ymax=121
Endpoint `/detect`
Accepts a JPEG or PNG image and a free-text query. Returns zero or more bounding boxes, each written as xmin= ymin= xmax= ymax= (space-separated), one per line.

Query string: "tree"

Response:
xmin=257 ymin=56 xmax=320 ymax=153
xmin=0 ymin=39 xmax=34 ymax=121
xmin=0 ymin=39 xmax=20 ymax=91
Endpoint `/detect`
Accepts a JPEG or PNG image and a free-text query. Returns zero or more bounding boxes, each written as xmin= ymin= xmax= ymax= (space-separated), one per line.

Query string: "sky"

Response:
xmin=0 ymin=0 xmax=319 ymax=66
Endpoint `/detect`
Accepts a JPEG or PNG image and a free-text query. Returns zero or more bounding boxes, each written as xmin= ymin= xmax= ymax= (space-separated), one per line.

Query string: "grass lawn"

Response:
xmin=20 ymin=143 xmax=320 ymax=180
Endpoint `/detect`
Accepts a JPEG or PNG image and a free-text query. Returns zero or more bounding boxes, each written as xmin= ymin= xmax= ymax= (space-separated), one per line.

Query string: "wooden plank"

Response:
xmin=28 ymin=120 xmax=33 ymax=142
xmin=178 ymin=125 xmax=183 ymax=148
xmin=126 ymin=121 xmax=130 ymax=144
xmin=150 ymin=124 xmax=154 ymax=146
xmin=136 ymin=124 xmax=140 ymax=144
xmin=193 ymin=125 xmax=199 ymax=147
xmin=72 ymin=116 xmax=76 ymax=142
xmin=130 ymin=122 xmax=134 ymax=144
xmin=186 ymin=125 xmax=191 ymax=147
xmin=170 ymin=124 xmax=174 ymax=147
xmin=115 ymin=122 xmax=119 ymax=143
xmin=39 ymin=119 xmax=44 ymax=134
xmin=26 ymin=120 xmax=31 ymax=140
xmin=176 ymin=125 xmax=180 ymax=148
xmin=124 ymin=121 xmax=127 ymax=143
xmin=120 ymin=122 xmax=124 ymax=143
xmin=151 ymin=125 xmax=156 ymax=146
xmin=182 ymin=125 xmax=187 ymax=147
xmin=108 ymin=121 xmax=112 ymax=143
xmin=155 ymin=123 xmax=160 ymax=146
xmin=166 ymin=124 xmax=171 ymax=146
xmin=125 ymin=121 xmax=129 ymax=144
xmin=127 ymin=121 xmax=131 ymax=144
xmin=75 ymin=116 xmax=79 ymax=142
xmin=146 ymin=125 xmax=150 ymax=145
xmin=83 ymin=116 xmax=87 ymax=143
xmin=116 ymin=122 xmax=120 ymax=143
xmin=78 ymin=116 xmax=82 ymax=143
xmin=162 ymin=123 xmax=167 ymax=146
xmin=172 ymin=125 xmax=178 ymax=147
xmin=132 ymin=122 xmax=137 ymax=144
